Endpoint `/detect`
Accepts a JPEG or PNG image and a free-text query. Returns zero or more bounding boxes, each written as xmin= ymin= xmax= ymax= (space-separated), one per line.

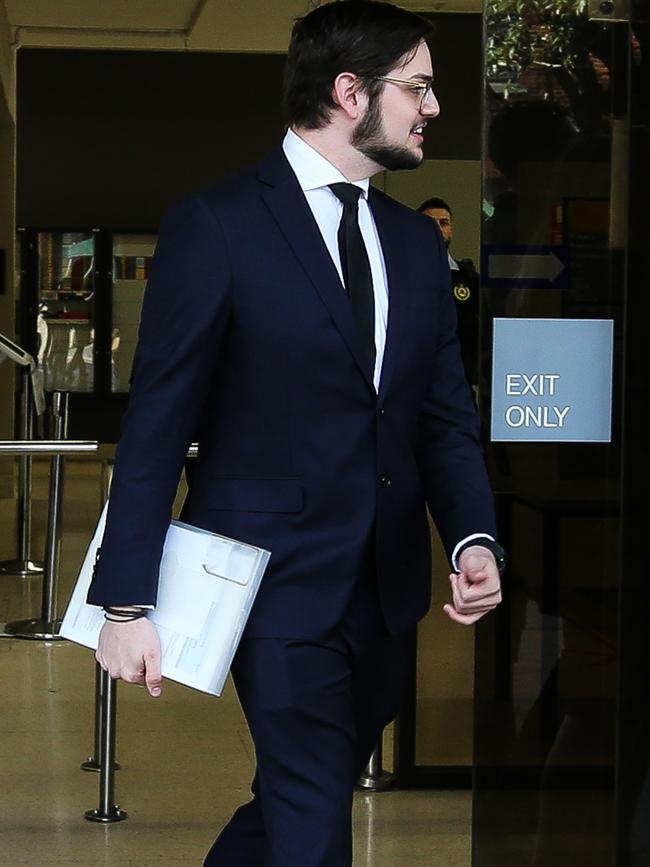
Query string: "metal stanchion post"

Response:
xmin=80 ymin=444 xmax=199 ymax=803
xmin=5 ymin=393 xmax=71 ymax=640
xmin=356 ymin=738 xmax=395 ymax=792
xmin=84 ymin=452 xmax=120 ymax=774
xmin=85 ymin=669 xmax=127 ymax=823
xmin=82 ymin=662 xmax=121 ymax=773
xmin=100 ymin=459 xmax=113 ymax=510
xmin=0 ymin=368 xmax=43 ymax=577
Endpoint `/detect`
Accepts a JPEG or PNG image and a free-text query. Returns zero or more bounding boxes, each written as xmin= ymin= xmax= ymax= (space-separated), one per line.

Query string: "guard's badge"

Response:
xmin=454 ymin=284 xmax=470 ymax=302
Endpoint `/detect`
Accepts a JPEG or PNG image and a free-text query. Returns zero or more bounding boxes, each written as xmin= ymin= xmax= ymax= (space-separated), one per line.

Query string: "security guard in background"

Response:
xmin=418 ymin=197 xmax=479 ymax=387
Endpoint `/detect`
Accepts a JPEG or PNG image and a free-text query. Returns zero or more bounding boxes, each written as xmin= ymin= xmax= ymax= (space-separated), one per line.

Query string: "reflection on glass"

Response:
xmin=473 ymin=2 xmax=638 ymax=864
xmin=111 ymin=234 xmax=156 ymax=392
xmin=36 ymin=231 xmax=95 ymax=392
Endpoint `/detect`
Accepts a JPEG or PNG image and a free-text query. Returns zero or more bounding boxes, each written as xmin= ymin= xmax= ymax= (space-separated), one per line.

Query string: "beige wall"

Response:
xmin=415 ymin=528 xmax=475 ymax=765
xmin=0 ymin=1 xmax=16 ymax=495
xmin=379 ymin=158 xmax=482 ymax=264
xmin=377 ymin=159 xmax=482 ymax=766
xmin=0 ymin=0 xmax=14 ymax=120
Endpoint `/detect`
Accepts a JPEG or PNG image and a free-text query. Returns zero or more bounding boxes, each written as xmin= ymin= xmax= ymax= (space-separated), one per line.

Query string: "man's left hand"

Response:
xmin=443 ymin=546 xmax=502 ymax=625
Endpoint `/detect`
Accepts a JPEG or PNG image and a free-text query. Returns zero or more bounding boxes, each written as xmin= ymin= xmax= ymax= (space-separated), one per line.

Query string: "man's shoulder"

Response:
xmin=188 ymin=163 xmax=261 ymax=214
xmin=370 ymin=186 xmax=440 ymax=235
xmin=370 ymin=187 xmax=447 ymax=267
xmin=161 ymin=149 xmax=284 ymax=227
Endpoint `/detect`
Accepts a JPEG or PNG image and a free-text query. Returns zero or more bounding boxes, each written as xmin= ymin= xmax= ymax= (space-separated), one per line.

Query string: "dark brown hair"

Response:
xmin=283 ymin=1 xmax=433 ymax=130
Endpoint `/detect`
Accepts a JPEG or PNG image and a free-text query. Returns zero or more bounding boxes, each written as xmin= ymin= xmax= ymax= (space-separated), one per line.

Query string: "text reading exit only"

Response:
xmin=504 ymin=373 xmax=569 ymax=429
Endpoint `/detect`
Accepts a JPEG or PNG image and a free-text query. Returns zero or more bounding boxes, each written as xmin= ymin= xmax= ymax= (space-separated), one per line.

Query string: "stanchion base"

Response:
xmin=355 ymin=770 xmax=396 ymax=792
xmin=84 ymin=807 xmax=128 ymax=824
xmin=81 ymin=758 xmax=121 ymax=772
xmin=4 ymin=618 xmax=65 ymax=641
xmin=0 ymin=559 xmax=44 ymax=577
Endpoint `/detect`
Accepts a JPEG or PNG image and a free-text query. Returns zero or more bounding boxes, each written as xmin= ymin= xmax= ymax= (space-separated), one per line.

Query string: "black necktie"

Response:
xmin=329 ymin=183 xmax=376 ymax=369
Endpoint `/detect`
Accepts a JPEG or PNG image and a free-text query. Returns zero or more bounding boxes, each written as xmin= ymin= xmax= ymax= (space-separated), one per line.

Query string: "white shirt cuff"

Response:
xmin=451 ymin=533 xmax=496 ymax=571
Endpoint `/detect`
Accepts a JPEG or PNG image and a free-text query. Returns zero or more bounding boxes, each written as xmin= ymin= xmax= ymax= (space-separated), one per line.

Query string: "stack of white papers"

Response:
xmin=60 ymin=504 xmax=271 ymax=696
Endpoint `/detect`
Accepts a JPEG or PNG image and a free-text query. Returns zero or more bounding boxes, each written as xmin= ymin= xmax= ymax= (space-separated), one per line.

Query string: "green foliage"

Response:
xmin=487 ymin=0 xmax=589 ymax=86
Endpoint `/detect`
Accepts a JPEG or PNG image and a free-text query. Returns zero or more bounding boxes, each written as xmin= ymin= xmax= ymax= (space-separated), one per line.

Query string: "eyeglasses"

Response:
xmin=374 ymin=76 xmax=437 ymax=111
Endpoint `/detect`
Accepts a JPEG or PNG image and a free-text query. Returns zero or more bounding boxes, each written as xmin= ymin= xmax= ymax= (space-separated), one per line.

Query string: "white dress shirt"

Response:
xmin=282 ymin=128 xmax=388 ymax=391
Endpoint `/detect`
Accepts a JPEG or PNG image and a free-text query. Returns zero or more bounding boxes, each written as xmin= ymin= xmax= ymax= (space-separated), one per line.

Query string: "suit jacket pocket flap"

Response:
xmin=207 ymin=477 xmax=302 ymax=513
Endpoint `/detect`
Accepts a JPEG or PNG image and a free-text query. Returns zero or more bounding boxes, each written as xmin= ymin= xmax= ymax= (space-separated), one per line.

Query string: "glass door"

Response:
xmin=110 ymin=233 xmax=156 ymax=393
xmin=473 ymin=0 xmax=645 ymax=862
xmin=18 ymin=228 xmax=157 ymax=439
xmin=34 ymin=230 xmax=97 ymax=392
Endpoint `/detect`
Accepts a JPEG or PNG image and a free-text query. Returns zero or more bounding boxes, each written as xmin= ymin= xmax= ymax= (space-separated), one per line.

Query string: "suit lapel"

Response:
xmin=369 ymin=189 xmax=410 ymax=399
xmin=258 ymin=150 xmax=375 ymax=391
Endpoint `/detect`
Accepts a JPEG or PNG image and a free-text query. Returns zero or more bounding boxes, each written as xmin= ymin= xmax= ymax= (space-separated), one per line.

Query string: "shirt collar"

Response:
xmin=282 ymin=128 xmax=370 ymax=200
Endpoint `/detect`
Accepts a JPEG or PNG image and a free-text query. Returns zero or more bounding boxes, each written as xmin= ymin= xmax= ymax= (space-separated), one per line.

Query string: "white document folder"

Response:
xmin=60 ymin=503 xmax=271 ymax=696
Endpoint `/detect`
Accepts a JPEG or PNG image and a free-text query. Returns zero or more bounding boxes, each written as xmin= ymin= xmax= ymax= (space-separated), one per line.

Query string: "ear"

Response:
xmin=332 ymin=72 xmax=368 ymax=120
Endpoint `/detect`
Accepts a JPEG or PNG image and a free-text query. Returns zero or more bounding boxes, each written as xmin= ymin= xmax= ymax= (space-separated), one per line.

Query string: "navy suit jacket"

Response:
xmin=87 ymin=148 xmax=497 ymax=639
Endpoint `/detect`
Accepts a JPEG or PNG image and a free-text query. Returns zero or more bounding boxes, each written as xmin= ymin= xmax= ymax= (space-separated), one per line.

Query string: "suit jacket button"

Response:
xmin=378 ymin=406 xmax=386 ymax=416
xmin=380 ymin=474 xmax=391 ymax=488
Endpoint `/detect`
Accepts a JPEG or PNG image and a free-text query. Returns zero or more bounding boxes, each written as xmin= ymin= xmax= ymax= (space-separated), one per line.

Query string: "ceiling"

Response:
xmin=4 ymin=0 xmax=481 ymax=53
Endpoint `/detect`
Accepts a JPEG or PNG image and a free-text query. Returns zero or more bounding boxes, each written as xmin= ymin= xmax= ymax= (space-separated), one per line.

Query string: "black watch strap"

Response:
xmin=457 ymin=537 xmax=507 ymax=573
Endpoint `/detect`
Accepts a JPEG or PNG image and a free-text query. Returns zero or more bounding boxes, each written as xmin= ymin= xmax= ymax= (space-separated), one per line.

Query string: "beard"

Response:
xmin=351 ymin=96 xmax=422 ymax=172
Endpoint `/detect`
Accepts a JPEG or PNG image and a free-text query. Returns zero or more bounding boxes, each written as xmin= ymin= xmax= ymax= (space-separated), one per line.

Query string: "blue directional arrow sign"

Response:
xmin=481 ymin=245 xmax=570 ymax=289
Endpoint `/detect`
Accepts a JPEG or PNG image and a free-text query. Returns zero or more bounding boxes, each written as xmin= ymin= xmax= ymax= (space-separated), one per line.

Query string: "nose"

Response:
xmin=421 ymin=88 xmax=440 ymax=118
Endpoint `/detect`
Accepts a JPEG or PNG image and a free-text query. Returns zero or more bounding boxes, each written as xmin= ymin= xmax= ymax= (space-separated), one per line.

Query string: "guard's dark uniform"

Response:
xmin=451 ymin=257 xmax=479 ymax=387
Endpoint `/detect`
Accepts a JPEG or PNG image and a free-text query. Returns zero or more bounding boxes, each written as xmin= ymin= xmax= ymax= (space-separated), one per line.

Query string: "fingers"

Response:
xmin=121 ymin=667 xmax=146 ymax=685
xmin=444 ymin=570 xmax=502 ymax=625
xmin=95 ymin=621 xmax=163 ymax=697
xmin=95 ymin=649 xmax=140 ymax=681
xmin=144 ymin=649 xmax=163 ymax=698
xmin=443 ymin=603 xmax=488 ymax=625
xmin=451 ymin=571 xmax=501 ymax=608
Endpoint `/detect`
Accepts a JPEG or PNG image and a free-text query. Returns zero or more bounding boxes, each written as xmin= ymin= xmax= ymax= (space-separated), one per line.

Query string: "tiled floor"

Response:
xmin=0 ymin=460 xmax=471 ymax=866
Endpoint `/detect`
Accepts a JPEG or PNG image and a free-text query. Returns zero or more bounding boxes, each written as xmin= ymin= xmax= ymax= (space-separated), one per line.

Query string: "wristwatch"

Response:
xmin=457 ymin=537 xmax=507 ymax=573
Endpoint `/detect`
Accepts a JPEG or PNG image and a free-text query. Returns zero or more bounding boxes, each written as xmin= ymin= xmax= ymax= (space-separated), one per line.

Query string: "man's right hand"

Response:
xmin=96 ymin=616 xmax=163 ymax=698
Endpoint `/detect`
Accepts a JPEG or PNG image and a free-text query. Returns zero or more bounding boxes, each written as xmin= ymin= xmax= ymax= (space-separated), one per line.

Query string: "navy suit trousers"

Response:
xmin=203 ymin=569 xmax=412 ymax=867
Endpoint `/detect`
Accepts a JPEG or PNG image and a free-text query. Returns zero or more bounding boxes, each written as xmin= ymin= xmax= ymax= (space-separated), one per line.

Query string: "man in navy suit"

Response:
xmin=90 ymin=2 xmax=503 ymax=864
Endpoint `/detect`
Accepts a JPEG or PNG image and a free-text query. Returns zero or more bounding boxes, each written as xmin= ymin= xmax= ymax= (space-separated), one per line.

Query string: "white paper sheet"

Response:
xmin=60 ymin=504 xmax=271 ymax=696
